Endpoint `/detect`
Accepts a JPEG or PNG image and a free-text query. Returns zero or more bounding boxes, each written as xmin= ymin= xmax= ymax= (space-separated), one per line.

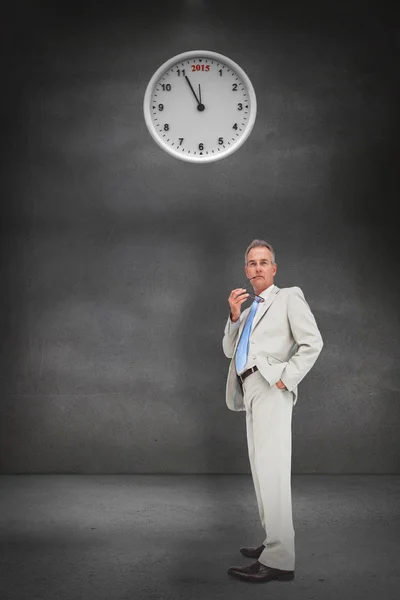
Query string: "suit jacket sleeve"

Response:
xmin=222 ymin=316 xmax=241 ymax=358
xmin=280 ymin=287 xmax=323 ymax=392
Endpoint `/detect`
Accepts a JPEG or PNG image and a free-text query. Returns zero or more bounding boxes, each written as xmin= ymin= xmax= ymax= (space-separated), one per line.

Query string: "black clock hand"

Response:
xmin=184 ymin=75 xmax=205 ymax=111
xmin=197 ymin=84 xmax=204 ymax=111
xmin=185 ymin=75 xmax=200 ymax=103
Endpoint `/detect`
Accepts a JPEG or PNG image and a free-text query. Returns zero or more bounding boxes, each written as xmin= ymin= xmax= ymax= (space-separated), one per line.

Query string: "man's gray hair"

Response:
xmin=244 ymin=239 xmax=276 ymax=265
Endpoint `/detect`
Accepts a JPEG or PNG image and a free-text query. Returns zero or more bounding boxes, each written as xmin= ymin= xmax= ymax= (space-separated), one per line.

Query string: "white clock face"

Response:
xmin=143 ymin=50 xmax=257 ymax=163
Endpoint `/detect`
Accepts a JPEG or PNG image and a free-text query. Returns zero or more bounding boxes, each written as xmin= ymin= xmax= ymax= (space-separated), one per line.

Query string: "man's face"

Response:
xmin=244 ymin=247 xmax=277 ymax=294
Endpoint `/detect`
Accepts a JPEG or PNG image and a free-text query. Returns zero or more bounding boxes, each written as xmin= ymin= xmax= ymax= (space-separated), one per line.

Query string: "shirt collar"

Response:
xmin=257 ymin=284 xmax=275 ymax=300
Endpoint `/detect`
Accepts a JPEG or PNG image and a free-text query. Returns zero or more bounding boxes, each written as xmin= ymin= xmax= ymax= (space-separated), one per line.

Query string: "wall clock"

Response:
xmin=143 ymin=50 xmax=257 ymax=163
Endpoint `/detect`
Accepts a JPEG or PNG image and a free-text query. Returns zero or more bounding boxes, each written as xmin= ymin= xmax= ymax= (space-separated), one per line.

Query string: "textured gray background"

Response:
xmin=0 ymin=1 xmax=398 ymax=473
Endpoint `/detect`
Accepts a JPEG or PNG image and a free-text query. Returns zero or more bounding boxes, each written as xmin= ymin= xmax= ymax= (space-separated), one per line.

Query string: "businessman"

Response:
xmin=222 ymin=239 xmax=323 ymax=583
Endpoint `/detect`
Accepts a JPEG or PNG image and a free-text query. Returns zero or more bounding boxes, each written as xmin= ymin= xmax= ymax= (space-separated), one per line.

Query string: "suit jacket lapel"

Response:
xmin=252 ymin=285 xmax=280 ymax=330
xmin=234 ymin=286 xmax=280 ymax=354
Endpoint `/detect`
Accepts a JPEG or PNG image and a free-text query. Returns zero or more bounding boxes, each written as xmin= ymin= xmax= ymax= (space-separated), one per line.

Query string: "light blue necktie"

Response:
xmin=235 ymin=299 xmax=260 ymax=373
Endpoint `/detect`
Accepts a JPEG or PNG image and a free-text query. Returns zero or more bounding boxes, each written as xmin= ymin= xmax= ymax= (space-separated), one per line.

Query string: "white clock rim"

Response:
xmin=143 ymin=50 xmax=257 ymax=163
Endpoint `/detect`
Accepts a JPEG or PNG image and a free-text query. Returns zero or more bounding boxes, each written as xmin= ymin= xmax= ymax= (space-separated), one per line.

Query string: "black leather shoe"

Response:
xmin=228 ymin=561 xmax=295 ymax=583
xmin=240 ymin=544 xmax=265 ymax=558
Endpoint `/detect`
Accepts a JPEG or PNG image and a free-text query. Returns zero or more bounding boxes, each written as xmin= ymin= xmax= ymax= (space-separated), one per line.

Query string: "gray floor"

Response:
xmin=0 ymin=475 xmax=399 ymax=600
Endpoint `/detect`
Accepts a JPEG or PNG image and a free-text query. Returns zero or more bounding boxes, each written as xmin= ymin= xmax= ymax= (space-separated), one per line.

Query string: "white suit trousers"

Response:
xmin=242 ymin=369 xmax=295 ymax=571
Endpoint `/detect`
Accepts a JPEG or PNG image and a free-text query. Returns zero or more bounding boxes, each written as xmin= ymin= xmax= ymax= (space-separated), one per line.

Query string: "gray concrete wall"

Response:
xmin=1 ymin=1 xmax=398 ymax=473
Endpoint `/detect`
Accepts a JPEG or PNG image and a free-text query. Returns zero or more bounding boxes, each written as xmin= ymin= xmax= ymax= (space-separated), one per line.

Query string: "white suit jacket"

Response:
xmin=222 ymin=285 xmax=323 ymax=410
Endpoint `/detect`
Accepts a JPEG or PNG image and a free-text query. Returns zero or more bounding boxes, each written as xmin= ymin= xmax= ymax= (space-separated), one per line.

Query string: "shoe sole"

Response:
xmin=229 ymin=571 xmax=295 ymax=583
xmin=239 ymin=550 xmax=263 ymax=558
